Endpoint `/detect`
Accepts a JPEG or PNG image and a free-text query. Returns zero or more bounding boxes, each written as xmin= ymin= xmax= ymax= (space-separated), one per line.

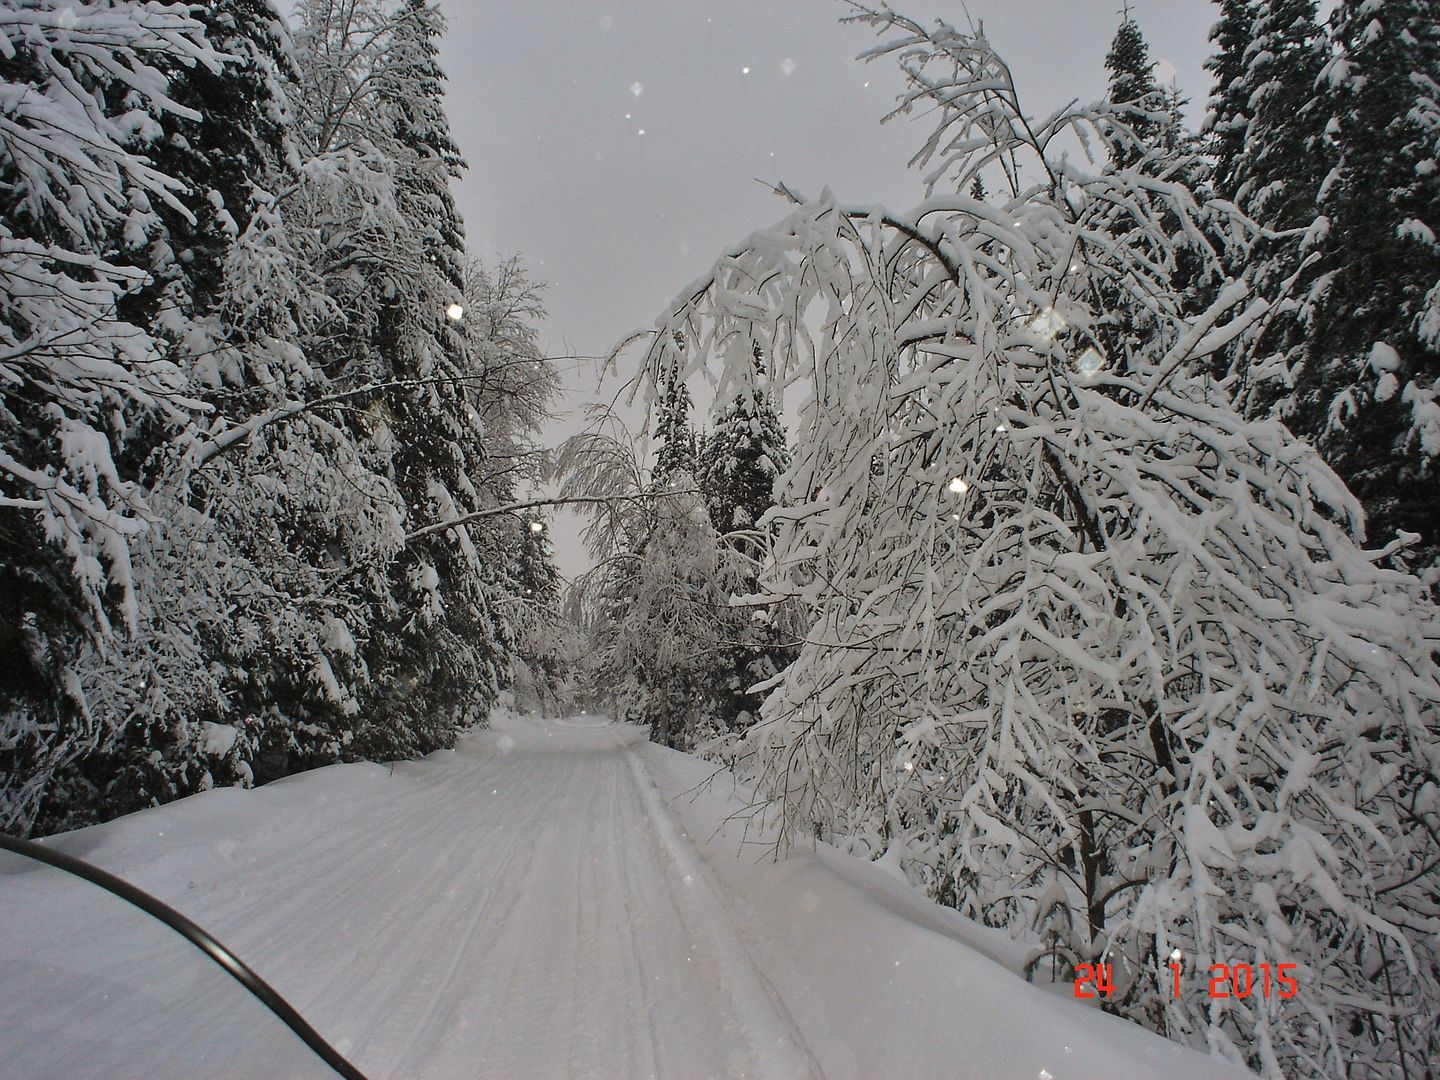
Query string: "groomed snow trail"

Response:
xmin=322 ymin=717 xmax=820 ymax=1079
xmin=1 ymin=717 xmax=820 ymax=1080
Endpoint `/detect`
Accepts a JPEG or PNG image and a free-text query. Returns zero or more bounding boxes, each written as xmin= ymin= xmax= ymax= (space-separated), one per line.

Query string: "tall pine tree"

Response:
xmin=1224 ymin=0 xmax=1331 ymax=415
xmin=1104 ymin=17 xmax=1165 ymax=172
xmin=651 ymin=364 xmax=698 ymax=489
xmin=1203 ymin=0 xmax=1258 ymax=206
xmin=1288 ymin=0 xmax=1440 ymax=576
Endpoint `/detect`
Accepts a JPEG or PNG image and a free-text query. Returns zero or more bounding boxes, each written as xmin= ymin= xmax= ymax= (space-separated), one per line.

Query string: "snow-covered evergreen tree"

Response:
xmin=699 ymin=347 xmax=790 ymax=535
xmin=509 ymin=519 xmax=579 ymax=716
xmin=652 ymin=362 xmax=698 ymax=491
xmin=1222 ymin=0 xmax=1331 ymax=413
xmin=1234 ymin=0 xmax=1330 ymax=234
xmin=379 ymin=0 xmax=466 ymax=295
xmin=282 ymin=0 xmax=519 ymax=761
xmin=697 ymin=348 xmax=796 ymax=732
xmin=1099 ymin=17 xmax=1225 ymax=367
xmin=3 ymin=0 xmax=554 ymax=834
xmin=0 ymin=2 xmax=225 ymax=832
xmin=76 ymin=0 xmax=315 ymax=818
xmin=1203 ymin=0 xmax=1259 ymax=207
xmin=1104 ymin=17 xmax=1166 ymax=172
xmin=635 ymin=6 xmax=1440 ymax=1076
xmin=565 ymin=342 xmax=795 ymax=746
xmin=1285 ymin=0 xmax=1440 ymax=579
xmin=358 ymin=0 xmax=512 ymax=758
xmin=559 ymin=412 xmax=749 ymax=748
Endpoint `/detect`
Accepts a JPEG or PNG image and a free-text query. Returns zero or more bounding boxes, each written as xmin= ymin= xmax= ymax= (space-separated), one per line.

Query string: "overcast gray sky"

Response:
xmin=436 ymin=0 xmax=1222 ymax=577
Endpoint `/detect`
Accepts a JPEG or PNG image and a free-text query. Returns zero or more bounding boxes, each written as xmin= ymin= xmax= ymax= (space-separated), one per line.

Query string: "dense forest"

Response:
xmin=3 ymin=0 xmax=1439 ymax=1077
xmin=0 ymin=0 xmax=573 ymax=836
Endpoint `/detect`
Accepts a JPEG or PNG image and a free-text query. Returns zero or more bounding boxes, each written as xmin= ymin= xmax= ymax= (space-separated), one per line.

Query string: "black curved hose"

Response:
xmin=0 ymin=832 xmax=369 ymax=1080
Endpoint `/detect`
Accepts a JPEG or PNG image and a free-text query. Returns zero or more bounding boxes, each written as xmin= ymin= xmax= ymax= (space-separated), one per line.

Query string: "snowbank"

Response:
xmin=639 ymin=740 xmax=1256 ymax=1080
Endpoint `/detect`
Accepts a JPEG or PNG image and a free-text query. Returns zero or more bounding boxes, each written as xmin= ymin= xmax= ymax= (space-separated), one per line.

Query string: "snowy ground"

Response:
xmin=1 ymin=713 xmax=1253 ymax=1079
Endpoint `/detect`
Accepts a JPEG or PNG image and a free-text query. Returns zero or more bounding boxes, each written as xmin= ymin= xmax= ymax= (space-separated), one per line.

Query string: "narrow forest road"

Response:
xmin=2 ymin=718 xmax=818 ymax=1080
xmin=2 ymin=715 xmax=1254 ymax=1080
xmin=267 ymin=717 xmax=822 ymax=1079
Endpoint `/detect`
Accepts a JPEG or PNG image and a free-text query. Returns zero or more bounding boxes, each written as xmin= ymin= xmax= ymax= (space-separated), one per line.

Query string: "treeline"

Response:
xmin=1204 ymin=0 xmax=1439 ymax=578
xmin=560 ymin=352 xmax=795 ymax=749
xmin=616 ymin=2 xmax=1440 ymax=1078
xmin=0 ymin=0 xmax=566 ymax=837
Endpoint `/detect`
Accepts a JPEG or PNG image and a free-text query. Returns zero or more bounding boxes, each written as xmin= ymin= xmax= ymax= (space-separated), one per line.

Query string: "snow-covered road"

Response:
xmin=2 ymin=717 xmax=815 ymax=1079
xmin=1 ymin=714 xmax=1253 ymax=1080
xmin=287 ymin=717 xmax=819 ymax=1078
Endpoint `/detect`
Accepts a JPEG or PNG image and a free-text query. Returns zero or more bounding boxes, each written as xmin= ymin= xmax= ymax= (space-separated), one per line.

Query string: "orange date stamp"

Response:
xmin=1073 ymin=959 xmax=1299 ymax=1000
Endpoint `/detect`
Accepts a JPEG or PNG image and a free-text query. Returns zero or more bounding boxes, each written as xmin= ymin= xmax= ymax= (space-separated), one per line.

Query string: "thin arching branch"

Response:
xmin=405 ymin=491 xmax=700 ymax=543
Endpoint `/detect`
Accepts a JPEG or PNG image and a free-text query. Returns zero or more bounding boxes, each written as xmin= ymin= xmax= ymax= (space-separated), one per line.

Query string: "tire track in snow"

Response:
xmin=620 ymin=745 xmax=823 ymax=1080
xmin=607 ymin=755 xmax=671 ymax=1080
xmin=378 ymin=818 xmax=547 ymax=1078
xmin=222 ymin=757 xmax=528 ymax=1014
xmin=567 ymin=753 xmax=655 ymax=1080
xmin=374 ymin=749 xmax=587 ymax=1078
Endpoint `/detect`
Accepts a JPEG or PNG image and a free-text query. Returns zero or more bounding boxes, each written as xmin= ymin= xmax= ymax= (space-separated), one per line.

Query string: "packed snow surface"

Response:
xmin=0 ymin=713 xmax=1253 ymax=1079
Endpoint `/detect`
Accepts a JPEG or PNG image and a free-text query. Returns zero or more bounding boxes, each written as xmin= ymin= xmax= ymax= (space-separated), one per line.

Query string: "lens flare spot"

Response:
xmin=1030 ymin=307 xmax=1065 ymax=340
xmin=1076 ymin=346 xmax=1106 ymax=378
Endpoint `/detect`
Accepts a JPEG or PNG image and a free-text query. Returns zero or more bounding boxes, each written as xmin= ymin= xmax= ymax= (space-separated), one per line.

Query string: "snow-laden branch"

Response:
xmin=626 ymin=8 xmax=1440 ymax=1077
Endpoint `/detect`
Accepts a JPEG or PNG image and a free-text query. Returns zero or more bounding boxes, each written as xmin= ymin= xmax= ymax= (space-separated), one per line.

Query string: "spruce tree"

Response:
xmin=136 ymin=0 xmax=296 ymax=321
xmin=511 ymin=519 xmax=571 ymax=713
xmin=79 ymin=0 xmax=306 ymax=819
xmin=699 ymin=352 xmax=790 ymax=536
xmin=1235 ymin=0 xmax=1329 ymax=232
xmin=1101 ymin=18 xmax=1212 ymax=363
xmin=378 ymin=0 xmax=467 ymax=296
xmin=1203 ymin=0 xmax=1258 ymax=205
xmin=698 ymin=352 xmax=794 ymax=732
xmin=356 ymin=0 xmax=511 ymax=759
xmin=1225 ymin=0 xmax=1330 ymax=416
xmin=652 ymin=368 xmax=698 ymax=489
xmin=1104 ymin=17 xmax=1165 ymax=171
xmin=0 ymin=4 xmax=232 ymax=833
xmin=1288 ymin=0 xmax=1440 ymax=576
